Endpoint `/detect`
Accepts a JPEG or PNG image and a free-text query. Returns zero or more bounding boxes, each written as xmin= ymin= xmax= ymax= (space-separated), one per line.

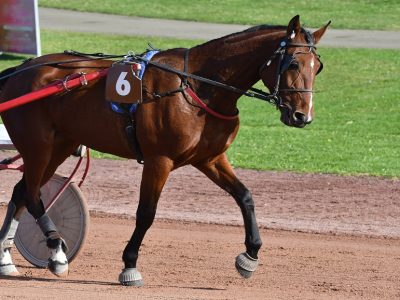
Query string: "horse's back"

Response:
xmin=0 ymin=53 xmax=134 ymax=158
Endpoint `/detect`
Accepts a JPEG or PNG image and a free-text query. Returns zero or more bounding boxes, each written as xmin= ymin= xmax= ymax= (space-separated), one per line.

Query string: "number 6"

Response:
xmin=116 ymin=72 xmax=131 ymax=96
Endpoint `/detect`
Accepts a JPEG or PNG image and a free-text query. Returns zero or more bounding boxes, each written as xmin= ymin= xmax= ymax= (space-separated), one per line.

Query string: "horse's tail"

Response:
xmin=0 ymin=66 xmax=17 ymax=93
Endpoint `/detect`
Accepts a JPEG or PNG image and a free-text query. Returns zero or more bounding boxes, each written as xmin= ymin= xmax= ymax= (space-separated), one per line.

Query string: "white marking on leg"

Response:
xmin=50 ymin=246 xmax=67 ymax=264
xmin=48 ymin=241 xmax=68 ymax=276
xmin=0 ymin=248 xmax=19 ymax=276
xmin=0 ymin=248 xmax=13 ymax=265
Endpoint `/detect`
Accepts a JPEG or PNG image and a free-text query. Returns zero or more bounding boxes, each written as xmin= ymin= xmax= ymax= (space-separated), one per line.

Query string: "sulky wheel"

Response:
xmin=14 ymin=173 xmax=89 ymax=268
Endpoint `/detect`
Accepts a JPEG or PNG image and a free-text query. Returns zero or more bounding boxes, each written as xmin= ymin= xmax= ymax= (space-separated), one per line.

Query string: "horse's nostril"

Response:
xmin=293 ymin=111 xmax=306 ymax=123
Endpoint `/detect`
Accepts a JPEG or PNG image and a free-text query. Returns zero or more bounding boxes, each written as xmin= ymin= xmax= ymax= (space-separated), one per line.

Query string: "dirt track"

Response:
xmin=0 ymin=154 xmax=400 ymax=299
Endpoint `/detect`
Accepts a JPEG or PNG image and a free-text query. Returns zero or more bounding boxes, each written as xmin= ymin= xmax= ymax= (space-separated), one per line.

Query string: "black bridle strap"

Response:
xmin=1 ymin=39 xmax=320 ymax=108
xmin=287 ymin=43 xmax=317 ymax=48
xmin=257 ymin=39 xmax=318 ymax=106
xmin=279 ymin=88 xmax=313 ymax=93
xmin=141 ymin=56 xmax=277 ymax=104
xmin=140 ymin=40 xmax=319 ymax=107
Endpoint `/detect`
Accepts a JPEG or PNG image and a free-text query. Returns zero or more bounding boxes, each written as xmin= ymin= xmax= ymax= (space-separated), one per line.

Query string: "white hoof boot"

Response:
xmin=0 ymin=248 xmax=19 ymax=276
xmin=119 ymin=268 xmax=143 ymax=286
xmin=235 ymin=252 xmax=259 ymax=279
xmin=48 ymin=240 xmax=69 ymax=277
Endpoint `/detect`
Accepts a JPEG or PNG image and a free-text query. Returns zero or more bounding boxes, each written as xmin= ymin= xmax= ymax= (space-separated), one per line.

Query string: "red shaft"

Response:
xmin=0 ymin=69 xmax=108 ymax=113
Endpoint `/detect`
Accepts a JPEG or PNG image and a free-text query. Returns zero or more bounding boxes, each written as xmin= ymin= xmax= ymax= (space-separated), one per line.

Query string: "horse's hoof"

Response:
xmin=0 ymin=264 xmax=19 ymax=276
xmin=48 ymin=239 xmax=69 ymax=277
xmin=118 ymin=268 xmax=143 ymax=287
xmin=235 ymin=252 xmax=259 ymax=279
xmin=48 ymin=259 xmax=69 ymax=277
xmin=0 ymin=249 xmax=19 ymax=276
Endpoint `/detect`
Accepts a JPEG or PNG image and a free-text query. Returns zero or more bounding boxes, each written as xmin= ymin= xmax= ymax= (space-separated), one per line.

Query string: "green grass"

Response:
xmin=229 ymin=47 xmax=400 ymax=177
xmin=1 ymin=30 xmax=399 ymax=177
xmin=39 ymin=0 xmax=400 ymax=31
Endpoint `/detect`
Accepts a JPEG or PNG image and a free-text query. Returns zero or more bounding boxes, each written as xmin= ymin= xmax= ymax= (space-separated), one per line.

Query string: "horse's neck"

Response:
xmin=189 ymin=30 xmax=283 ymax=114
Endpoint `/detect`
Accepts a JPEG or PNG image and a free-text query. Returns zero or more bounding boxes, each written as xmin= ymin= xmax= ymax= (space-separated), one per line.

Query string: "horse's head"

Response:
xmin=260 ymin=15 xmax=330 ymax=128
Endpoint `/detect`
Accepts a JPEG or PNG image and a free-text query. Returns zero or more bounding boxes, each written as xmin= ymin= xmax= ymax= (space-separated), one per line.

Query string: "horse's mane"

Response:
xmin=243 ymin=24 xmax=286 ymax=33
xmin=193 ymin=24 xmax=287 ymax=50
xmin=193 ymin=24 xmax=313 ymax=50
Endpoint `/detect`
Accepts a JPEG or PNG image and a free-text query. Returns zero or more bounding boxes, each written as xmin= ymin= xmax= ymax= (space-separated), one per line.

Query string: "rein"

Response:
xmin=0 ymin=37 xmax=322 ymax=119
xmin=142 ymin=57 xmax=276 ymax=104
xmin=137 ymin=38 xmax=321 ymax=113
xmin=0 ymin=53 xmax=123 ymax=82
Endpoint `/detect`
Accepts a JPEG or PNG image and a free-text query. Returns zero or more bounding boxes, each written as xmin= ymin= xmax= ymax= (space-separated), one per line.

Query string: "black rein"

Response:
xmin=0 ymin=38 xmax=322 ymax=110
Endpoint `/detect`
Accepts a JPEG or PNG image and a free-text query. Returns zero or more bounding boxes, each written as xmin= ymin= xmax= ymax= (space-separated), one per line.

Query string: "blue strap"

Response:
xmin=138 ymin=50 xmax=159 ymax=79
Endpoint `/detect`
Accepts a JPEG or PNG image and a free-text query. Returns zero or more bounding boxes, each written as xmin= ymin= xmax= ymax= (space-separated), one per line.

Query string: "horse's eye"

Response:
xmin=288 ymin=62 xmax=299 ymax=70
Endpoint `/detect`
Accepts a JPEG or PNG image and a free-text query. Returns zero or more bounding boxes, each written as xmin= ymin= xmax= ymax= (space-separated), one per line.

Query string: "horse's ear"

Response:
xmin=312 ymin=20 xmax=331 ymax=44
xmin=287 ymin=15 xmax=301 ymax=40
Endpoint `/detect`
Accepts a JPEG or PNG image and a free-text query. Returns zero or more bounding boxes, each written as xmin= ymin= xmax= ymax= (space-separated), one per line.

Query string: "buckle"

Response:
xmin=79 ymin=72 xmax=88 ymax=86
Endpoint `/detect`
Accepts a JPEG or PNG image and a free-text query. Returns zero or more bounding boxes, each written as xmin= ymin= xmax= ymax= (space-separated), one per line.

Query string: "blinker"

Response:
xmin=316 ymin=60 xmax=324 ymax=74
xmin=280 ymin=55 xmax=296 ymax=74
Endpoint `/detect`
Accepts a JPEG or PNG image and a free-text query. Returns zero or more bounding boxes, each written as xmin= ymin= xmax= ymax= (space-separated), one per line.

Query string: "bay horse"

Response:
xmin=0 ymin=15 xmax=329 ymax=285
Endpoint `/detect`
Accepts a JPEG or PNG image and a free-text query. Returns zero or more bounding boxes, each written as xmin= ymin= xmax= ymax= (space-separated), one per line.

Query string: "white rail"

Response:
xmin=0 ymin=124 xmax=15 ymax=150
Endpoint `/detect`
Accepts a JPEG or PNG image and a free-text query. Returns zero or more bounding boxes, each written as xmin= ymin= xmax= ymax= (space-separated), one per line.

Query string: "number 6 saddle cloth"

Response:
xmin=108 ymin=50 xmax=159 ymax=115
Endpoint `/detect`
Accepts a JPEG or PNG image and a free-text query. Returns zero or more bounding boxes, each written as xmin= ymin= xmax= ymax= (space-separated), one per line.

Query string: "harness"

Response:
xmin=0 ymin=33 xmax=324 ymax=165
xmin=132 ymin=35 xmax=322 ymax=118
xmin=0 ymin=34 xmax=323 ymax=119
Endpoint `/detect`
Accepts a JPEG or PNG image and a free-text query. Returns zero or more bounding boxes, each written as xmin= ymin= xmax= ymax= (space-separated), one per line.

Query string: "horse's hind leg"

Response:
xmin=0 ymin=129 xmax=77 ymax=277
xmin=0 ymin=179 xmax=25 ymax=276
xmin=194 ymin=153 xmax=262 ymax=279
xmin=119 ymin=157 xmax=172 ymax=286
xmin=31 ymin=136 xmax=78 ymax=277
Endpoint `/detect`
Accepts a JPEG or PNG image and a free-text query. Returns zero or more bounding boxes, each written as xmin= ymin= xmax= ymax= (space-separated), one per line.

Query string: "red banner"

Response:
xmin=0 ymin=0 xmax=41 ymax=56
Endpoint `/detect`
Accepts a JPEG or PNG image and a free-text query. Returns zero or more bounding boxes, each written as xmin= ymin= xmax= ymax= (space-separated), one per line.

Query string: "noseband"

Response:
xmin=257 ymin=37 xmax=323 ymax=108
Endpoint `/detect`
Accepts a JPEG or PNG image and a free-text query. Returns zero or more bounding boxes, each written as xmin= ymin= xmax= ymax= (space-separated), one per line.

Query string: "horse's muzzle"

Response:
xmin=279 ymin=106 xmax=311 ymax=128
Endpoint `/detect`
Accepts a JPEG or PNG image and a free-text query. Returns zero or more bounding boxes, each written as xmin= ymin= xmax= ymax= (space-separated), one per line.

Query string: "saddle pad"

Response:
xmin=111 ymin=50 xmax=159 ymax=114
xmin=0 ymin=124 xmax=15 ymax=150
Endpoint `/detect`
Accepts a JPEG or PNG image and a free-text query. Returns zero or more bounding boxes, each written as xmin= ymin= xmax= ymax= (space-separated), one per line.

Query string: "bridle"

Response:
xmin=143 ymin=35 xmax=323 ymax=110
xmin=257 ymin=37 xmax=323 ymax=108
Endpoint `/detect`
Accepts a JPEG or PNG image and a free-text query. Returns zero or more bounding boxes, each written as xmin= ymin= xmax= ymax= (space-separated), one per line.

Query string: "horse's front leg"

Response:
xmin=119 ymin=157 xmax=172 ymax=286
xmin=194 ymin=154 xmax=262 ymax=278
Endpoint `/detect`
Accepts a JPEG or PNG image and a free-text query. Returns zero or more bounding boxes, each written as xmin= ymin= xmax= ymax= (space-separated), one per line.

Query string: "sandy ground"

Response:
xmin=0 ymin=210 xmax=399 ymax=300
xmin=0 ymin=153 xmax=400 ymax=299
